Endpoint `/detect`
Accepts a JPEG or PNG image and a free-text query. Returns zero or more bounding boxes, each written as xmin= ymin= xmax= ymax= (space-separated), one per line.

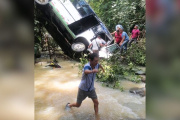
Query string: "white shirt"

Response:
xmin=101 ymin=39 xmax=106 ymax=45
xmin=91 ymin=38 xmax=102 ymax=50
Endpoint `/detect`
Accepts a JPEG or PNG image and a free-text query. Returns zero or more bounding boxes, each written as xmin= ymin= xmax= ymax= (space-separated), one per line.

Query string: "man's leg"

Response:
xmin=67 ymin=88 xmax=86 ymax=109
xmin=120 ymin=48 xmax=123 ymax=54
xmin=129 ymin=39 xmax=134 ymax=47
xmin=120 ymin=40 xmax=128 ymax=54
xmin=119 ymin=44 xmax=123 ymax=54
xmin=134 ymin=38 xmax=138 ymax=44
xmin=124 ymin=40 xmax=129 ymax=52
xmin=69 ymin=102 xmax=81 ymax=108
xmin=65 ymin=102 xmax=81 ymax=111
xmin=92 ymin=99 xmax=99 ymax=115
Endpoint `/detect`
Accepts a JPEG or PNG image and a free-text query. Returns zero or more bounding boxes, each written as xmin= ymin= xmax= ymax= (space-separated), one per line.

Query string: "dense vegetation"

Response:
xmin=34 ymin=6 xmax=59 ymax=59
xmin=87 ymin=0 xmax=145 ymax=33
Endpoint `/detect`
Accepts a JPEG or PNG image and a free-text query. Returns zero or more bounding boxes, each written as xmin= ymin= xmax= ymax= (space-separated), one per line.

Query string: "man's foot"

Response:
xmin=95 ymin=113 xmax=100 ymax=120
xmin=65 ymin=103 xmax=71 ymax=111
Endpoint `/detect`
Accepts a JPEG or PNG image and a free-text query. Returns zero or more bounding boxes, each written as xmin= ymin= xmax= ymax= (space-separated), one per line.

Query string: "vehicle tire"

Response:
xmin=35 ymin=0 xmax=49 ymax=5
xmin=71 ymin=37 xmax=89 ymax=52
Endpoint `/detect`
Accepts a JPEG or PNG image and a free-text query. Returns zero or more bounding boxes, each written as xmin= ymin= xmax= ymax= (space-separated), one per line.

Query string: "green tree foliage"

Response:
xmin=34 ymin=6 xmax=59 ymax=59
xmin=122 ymin=38 xmax=146 ymax=66
xmin=88 ymin=0 xmax=145 ymax=32
xmin=34 ymin=6 xmax=44 ymax=46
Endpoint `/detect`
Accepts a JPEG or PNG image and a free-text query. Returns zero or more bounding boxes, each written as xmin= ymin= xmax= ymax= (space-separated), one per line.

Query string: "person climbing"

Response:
xmin=88 ymin=35 xmax=103 ymax=56
xmin=65 ymin=53 xmax=105 ymax=116
xmin=111 ymin=25 xmax=122 ymax=44
xmin=118 ymin=25 xmax=129 ymax=54
xmin=129 ymin=25 xmax=140 ymax=47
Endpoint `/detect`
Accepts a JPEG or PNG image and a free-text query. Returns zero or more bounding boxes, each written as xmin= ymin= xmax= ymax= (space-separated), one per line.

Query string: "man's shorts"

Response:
xmin=77 ymin=88 xmax=97 ymax=104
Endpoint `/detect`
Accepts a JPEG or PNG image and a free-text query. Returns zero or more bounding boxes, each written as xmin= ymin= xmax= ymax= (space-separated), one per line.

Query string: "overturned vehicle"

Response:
xmin=35 ymin=0 xmax=114 ymax=58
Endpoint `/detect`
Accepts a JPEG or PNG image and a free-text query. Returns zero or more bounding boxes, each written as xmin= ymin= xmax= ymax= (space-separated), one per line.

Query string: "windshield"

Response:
xmin=68 ymin=15 xmax=99 ymax=35
xmin=72 ymin=0 xmax=95 ymax=17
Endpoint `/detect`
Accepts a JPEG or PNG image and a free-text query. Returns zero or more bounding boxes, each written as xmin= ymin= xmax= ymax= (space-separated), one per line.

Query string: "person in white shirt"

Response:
xmin=100 ymin=39 xmax=107 ymax=46
xmin=88 ymin=35 xmax=103 ymax=56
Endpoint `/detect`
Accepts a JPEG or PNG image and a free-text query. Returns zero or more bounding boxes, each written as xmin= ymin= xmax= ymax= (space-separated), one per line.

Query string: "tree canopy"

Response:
xmin=87 ymin=0 xmax=145 ymax=33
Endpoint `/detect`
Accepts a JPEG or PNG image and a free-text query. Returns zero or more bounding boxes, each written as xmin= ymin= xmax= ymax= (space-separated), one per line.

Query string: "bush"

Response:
xmin=78 ymin=54 xmax=88 ymax=74
xmin=123 ymin=38 xmax=146 ymax=66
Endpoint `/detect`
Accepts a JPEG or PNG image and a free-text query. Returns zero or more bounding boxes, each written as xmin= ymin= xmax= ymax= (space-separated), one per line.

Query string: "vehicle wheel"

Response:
xmin=71 ymin=37 xmax=89 ymax=52
xmin=35 ymin=0 xmax=49 ymax=5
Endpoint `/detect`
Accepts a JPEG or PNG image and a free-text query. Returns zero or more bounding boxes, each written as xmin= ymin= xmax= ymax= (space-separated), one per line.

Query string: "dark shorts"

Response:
xmin=77 ymin=88 xmax=97 ymax=104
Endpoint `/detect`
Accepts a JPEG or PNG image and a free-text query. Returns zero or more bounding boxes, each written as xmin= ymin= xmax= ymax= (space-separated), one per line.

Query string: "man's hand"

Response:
xmin=88 ymin=44 xmax=92 ymax=48
xmin=99 ymin=64 xmax=105 ymax=73
xmin=92 ymin=69 xmax=98 ymax=73
xmin=119 ymin=42 xmax=122 ymax=46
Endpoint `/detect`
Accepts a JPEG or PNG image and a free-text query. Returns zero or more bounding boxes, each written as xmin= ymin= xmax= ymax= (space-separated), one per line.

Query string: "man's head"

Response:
xmin=134 ymin=25 xmax=138 ymax=29
xmin=88 ymin=53 xmax=99 ymax=67
xmin=117 ymin=27 xmax=120 ymax=32
xmin=97 ymin=35 xmax=101 ymax=39
xmin=118 ymin=26 xmax=124 ymax=33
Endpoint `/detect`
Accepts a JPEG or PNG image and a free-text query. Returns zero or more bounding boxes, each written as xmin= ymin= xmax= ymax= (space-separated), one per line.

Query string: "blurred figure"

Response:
xmin=129 ymin=25 xmax=140 ymax=47
xmin=146 ymin=0 xmax=180 ymax=119
xmin=0 ymin=0 xmax=34 ymax=120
